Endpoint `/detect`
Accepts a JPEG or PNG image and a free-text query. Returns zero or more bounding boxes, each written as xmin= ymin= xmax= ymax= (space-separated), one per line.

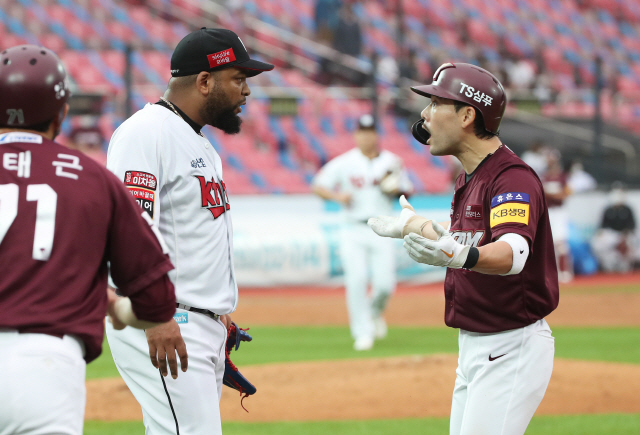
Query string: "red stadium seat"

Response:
xmin=221 ymin=166 xmax=262 ymax=195
xmin=1 ymin=34 xmax=28 ymax=49
xmin=260 ymin=168 xmax=310 ymax=194
xmin=100 ymin=50 xmax=126 ymax=76
xmin=39 ymin=33 xmax=67 ymax=53
xmin=467 ymin=20 xmax=498 ymax=49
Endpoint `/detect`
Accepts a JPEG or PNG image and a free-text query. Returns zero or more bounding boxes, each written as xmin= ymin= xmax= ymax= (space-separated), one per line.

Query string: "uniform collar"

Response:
xmin=464 ymin=145 xmax=503 ymax=183
xmin=0 ymin=132 xmax=44 ymax=145
xmin=156 ymin=99 xmax=203 ymax=135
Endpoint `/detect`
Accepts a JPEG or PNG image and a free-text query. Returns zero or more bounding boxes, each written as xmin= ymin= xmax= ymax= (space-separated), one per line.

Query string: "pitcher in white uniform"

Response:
xmin=312 ymin=115 xmax=413 ymax=350
xmin=106 ymin=28 xmax=273 ymax=435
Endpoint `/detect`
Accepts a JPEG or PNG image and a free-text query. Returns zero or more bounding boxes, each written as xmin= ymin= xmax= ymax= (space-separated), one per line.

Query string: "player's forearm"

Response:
xmin=110 ymin=276 xmax=176 ymax=329
xmin=471 ymin=241 xmax=513 ymax=275
xmin=110 ymin=296 xmax=163 ymax=329
xmin=419 ymin=220 xmax=451 ymax=240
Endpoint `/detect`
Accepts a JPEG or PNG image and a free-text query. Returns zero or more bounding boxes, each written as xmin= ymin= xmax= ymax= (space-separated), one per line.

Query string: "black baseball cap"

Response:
xmin=170 ymin=28 xmax=274 ymax=78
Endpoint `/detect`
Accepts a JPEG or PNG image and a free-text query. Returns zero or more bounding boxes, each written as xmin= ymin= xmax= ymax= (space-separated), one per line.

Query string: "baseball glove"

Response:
xmin=223 ymin=322 xmax=256 ymax=412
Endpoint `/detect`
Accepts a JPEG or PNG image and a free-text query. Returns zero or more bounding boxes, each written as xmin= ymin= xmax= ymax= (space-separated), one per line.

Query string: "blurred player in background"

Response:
xmin=65 ymin=115 xmax=107 ymax=165
xmin=591 ymin=182 xmax=638 ymax=273
xmin=0 ymin=45 xmax=176 ymax=435
xmin=106 ymin=28 xmax=274 ymax=434
xmin=313 ymin=114 xmax=413 ymax=351
xmin=369 ymin=63 xmax=558 ymax=435
xmin=542 ymin=150 xmax=573 ymax=282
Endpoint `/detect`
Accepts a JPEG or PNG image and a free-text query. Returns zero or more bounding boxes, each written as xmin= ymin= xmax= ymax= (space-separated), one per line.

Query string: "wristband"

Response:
xmin=462 ymin=247 xmax=479 ymax=269
xmin=113 ymin=296 xmax=139 ymax=326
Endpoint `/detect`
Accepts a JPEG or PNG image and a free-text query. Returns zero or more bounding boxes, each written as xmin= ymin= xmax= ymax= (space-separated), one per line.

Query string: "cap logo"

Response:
xmin=207 ymin=48 xmax=236 ymax=68
xmin=433 ymin=62 xmax=454 ymax=81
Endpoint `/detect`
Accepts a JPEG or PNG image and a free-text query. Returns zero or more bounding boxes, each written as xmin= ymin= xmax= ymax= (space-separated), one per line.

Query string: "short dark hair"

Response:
xmin=453 ymin=101 xmax=497 ymax=140
xmin=0 ymin=118 xmax=53 ymax=132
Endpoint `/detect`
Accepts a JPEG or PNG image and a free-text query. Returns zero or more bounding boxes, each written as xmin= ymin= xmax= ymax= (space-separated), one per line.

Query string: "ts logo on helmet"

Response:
xmin=459 ymin=83 xmax=493 ymax=106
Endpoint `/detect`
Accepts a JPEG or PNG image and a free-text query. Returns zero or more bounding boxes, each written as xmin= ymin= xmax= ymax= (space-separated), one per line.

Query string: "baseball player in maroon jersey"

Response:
xmin=369 ymin=63 xmax=559 ymax=435
xmin=0 ymin=45 xmax=177 ymax=435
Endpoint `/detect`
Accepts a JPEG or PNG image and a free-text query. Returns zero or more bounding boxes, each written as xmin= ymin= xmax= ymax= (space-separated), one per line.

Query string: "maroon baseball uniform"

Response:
xmin=542 ymin=171 xmax=568 ymax=208
xmin=445 ymin=145 xmax=559 ymax=333
xmin=0 ymin=132 xmax=176 ymax=362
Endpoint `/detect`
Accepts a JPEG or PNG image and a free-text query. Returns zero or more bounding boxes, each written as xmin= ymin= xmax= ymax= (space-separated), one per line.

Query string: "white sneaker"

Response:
xmin=353 ymin=337 xmax=374 ymax=351
xmin=374 ymin=317 xmax=388 ymax=339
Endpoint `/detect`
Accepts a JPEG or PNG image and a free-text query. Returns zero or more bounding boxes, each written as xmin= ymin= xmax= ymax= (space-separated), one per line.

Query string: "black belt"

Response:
xmin=176 ymin=303 xmax=220 ymax=320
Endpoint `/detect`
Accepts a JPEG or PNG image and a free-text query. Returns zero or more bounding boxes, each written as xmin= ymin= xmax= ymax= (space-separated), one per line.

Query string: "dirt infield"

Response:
xmin=87 ymin=273 xmax=640 ymax=422
xmin=86 ymin=356 xmax=640 ymax=421
xmin=232 ymin=274 xmax=640 ymax=327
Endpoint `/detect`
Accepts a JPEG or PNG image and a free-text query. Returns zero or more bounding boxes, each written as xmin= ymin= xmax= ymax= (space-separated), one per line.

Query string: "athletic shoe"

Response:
xmin=353 ymin=336 xmax=374 ymax=351
xmin=374 ymin=317 xmax=388 ymax=339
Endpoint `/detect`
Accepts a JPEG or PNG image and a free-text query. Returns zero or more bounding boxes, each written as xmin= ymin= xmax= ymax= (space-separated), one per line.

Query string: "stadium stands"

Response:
xmin=1 ymin=0 xmax=639 ymax=193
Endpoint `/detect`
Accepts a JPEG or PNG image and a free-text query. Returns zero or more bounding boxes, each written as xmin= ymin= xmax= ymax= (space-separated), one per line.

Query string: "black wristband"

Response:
xmin=462 ymin=247 xmax=479 ymax=269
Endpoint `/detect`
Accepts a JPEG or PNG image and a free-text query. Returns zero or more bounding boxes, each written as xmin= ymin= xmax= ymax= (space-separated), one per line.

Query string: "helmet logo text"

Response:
xmin=459 ymin=83 xmax=493 ymax=107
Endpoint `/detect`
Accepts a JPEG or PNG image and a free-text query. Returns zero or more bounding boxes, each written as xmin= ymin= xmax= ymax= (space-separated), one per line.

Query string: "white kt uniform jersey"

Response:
xmin=106 ymin=103 xmax=236 ymax=435
xmin=314 ymin=148 xmax=412 ymax=342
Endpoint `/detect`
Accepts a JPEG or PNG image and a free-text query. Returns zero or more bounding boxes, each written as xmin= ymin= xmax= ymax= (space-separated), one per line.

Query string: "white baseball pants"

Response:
xmin=0 ymin=331 xmax=86 ymax=435
xmin=450 ymin=319 xmax=555 ymax=435
xmin=340 ymin=223 xmax=396 ymax=341
xmin=106 ymin=308 xmax=227 ymax=435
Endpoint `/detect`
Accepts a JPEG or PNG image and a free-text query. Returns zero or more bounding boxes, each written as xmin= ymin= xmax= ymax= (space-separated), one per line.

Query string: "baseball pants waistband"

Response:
xmin=176 ymin=303 xmax=220 ymax=320
xmin=0 ymin=329 xmax=86 ymax=357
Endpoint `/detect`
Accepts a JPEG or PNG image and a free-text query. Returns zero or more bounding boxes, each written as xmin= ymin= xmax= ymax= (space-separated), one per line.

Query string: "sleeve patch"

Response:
xmin=124 ymin=171 xmax=157 ymax=191
xmin=490 ymin=203 xmax=529 ymax=228
xmin=491 ymin=192 xmax=529 ymax=207
xmin=128 ymin=187 xmax=155 ymax=218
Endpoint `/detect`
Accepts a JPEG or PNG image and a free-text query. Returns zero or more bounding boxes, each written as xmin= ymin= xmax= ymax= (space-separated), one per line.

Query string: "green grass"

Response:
xmin=554 ymin=327 xmax=640 ymax=364
xmin=230 ymin=326 xmax=459 ymax=366
xmin=84 ymin=414 xmax=640 ymax=435
xmin=87 ymin=326 xmax=640 ymax=379
xmin=87 ymin=338 xmax=119 ymax=379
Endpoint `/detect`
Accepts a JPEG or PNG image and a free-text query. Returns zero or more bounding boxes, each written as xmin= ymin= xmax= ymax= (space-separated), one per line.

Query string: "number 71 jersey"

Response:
xmin=0 ymin=132 xmax=174 ymax=362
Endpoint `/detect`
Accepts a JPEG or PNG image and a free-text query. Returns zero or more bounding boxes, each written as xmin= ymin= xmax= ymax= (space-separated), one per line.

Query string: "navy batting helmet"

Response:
xmin=0 ymin=45 xmax=70 ymax=128
xmin=410 ymin=62 xmax=506 ymax=144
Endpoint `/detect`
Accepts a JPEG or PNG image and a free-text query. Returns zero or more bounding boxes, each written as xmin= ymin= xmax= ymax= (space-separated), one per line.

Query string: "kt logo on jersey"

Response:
xmin=195 ymin=176 xmax=230 ymax=218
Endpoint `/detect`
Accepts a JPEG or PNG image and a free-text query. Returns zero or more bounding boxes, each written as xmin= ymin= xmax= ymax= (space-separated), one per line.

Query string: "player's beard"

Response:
xmin=201 ymin=83 xmax=243 ymax=134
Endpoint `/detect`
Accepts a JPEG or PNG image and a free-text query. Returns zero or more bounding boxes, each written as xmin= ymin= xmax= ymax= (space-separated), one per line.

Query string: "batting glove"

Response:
xmin=368 ymin=195 xmax=418 ymax=239
xmin=403 ymin=221 xmax=470 ymax=268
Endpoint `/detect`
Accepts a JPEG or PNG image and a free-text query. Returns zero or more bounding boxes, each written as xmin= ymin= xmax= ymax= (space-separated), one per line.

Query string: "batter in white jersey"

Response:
xmin=313 ymin=115 xmax=413 ymax=351
xmin=106 ymin=28 xmax=273 ymax=435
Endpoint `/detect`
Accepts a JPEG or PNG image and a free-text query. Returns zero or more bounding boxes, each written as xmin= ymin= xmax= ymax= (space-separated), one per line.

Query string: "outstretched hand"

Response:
xmin=367 ymin=195 xmax=417 ymax=239
xmin=403 ymin=221 xmax=470 ymax=269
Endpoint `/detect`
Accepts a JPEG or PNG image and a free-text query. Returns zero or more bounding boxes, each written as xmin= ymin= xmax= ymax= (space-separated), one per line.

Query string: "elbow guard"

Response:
xmin=498 ymin=233 xmax=529 ymax=276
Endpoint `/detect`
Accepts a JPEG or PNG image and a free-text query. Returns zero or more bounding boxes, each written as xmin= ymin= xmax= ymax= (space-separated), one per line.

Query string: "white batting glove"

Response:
xmin=368 ymin=195 xmax=416 ymax=239
xmin=403 ymin=221 xmax=470 ymax=268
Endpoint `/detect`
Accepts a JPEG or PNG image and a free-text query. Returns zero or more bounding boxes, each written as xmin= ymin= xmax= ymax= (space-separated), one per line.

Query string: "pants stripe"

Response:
xmin=159 ymin=370 xmax=180 ymax=435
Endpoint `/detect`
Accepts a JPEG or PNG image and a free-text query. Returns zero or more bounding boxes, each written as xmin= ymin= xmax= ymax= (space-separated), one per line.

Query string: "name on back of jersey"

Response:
xmin=2 ymin=151 xmax=82 ymax=180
